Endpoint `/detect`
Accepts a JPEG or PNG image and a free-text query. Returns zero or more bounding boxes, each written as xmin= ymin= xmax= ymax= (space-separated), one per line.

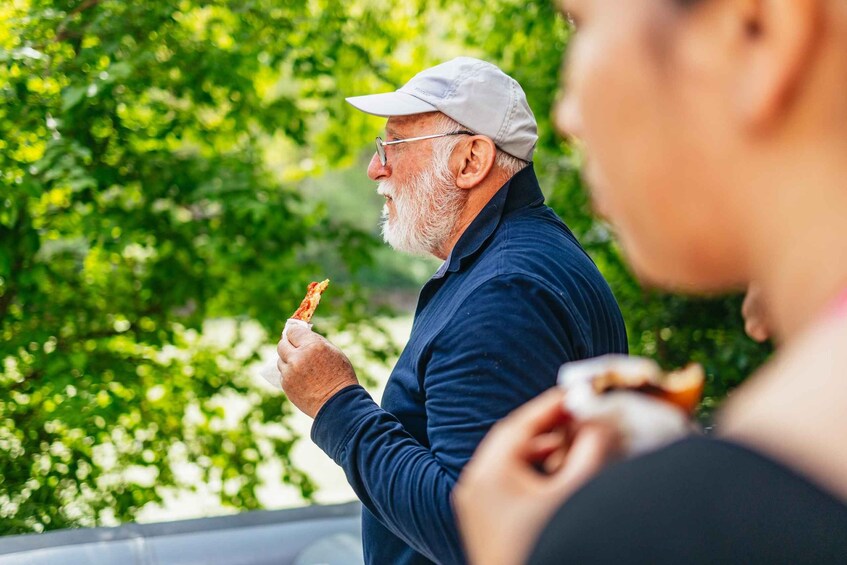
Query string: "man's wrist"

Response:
xmin=311 ymin=381 xmax=361 ymax=418
xmin=313 ymin=383 xmax=365 ymax=420
xmin=311 ymin=385 xmax=380 ymax=462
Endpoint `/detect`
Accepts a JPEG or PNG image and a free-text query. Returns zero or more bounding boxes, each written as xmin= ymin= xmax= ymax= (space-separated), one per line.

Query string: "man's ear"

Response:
xmin=455 ymin=136 xmax=497 ymax=189
xmin=734 ymin=0 xmax=823 ymax=129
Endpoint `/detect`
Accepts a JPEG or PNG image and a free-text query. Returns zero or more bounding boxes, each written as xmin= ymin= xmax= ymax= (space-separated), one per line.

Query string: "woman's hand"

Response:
xmin=453 ymin=388 xmax=621 ymax=565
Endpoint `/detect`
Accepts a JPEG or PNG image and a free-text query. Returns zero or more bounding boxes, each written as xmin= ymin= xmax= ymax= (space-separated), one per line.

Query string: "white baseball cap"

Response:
xmin=346 ymin=57 xmax=538 ymax=162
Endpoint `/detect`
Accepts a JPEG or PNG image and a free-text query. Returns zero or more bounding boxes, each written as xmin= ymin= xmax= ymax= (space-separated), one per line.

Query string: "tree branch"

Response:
xmin=55 ymin=0 xmax=102 ymax=43
xmin=0 ymin=286 xmax=14 ymax=323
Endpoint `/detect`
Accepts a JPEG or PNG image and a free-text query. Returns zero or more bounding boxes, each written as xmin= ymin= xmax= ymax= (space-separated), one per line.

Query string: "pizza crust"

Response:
xmin=291 ymin=279 xmax=330 ymax=322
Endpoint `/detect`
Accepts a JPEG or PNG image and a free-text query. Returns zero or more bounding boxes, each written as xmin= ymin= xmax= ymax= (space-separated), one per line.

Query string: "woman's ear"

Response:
xmin=734 ymin=0 xmax=823 ymax=129
xmin=455 ymin=136 xmax=497 ymax=189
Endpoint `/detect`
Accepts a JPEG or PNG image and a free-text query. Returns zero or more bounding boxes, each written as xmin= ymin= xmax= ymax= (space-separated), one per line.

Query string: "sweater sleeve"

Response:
xmin=311 ymin=273 xmax=582 ymax=564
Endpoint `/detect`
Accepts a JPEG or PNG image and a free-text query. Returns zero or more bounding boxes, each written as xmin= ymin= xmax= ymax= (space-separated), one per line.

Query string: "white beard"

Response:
xmin=377 ymin=154 xmax=467 ymax=257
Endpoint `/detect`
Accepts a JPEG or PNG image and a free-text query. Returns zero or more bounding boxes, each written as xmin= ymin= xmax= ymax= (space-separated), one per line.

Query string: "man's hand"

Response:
xmin=277 ymin=324 xmax=359 ymax=419
xmin=742 ymin=283 xmax=771 ymax=343
xmin=453 ymin=388 xmax=621 ymax=565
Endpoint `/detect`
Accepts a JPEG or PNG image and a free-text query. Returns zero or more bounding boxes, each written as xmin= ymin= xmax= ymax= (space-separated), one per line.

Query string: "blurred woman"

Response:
xmin=454 ymin=1 xmax=847 ymax=563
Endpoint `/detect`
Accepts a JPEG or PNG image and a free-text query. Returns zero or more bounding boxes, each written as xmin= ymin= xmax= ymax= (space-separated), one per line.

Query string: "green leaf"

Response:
xmin=61 ymin=86 xmax=87 ymax=112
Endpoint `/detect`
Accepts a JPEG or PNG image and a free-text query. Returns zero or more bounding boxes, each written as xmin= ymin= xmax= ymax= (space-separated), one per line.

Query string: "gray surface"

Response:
xmin=0 ymin=502 xmax=363 ymax=565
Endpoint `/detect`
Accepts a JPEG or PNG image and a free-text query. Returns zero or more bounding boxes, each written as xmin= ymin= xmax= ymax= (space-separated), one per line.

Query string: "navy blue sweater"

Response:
xmin=312 ymin=165 xmax=628 ymax=564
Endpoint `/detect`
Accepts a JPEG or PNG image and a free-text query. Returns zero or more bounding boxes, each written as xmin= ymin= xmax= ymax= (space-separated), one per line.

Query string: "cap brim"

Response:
xmin=345 ymin=92 xmax=437 ymax=117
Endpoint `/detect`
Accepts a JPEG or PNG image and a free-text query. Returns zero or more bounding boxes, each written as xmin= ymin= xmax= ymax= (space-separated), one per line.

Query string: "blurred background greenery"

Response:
xmin=0 ymin=0 xmax=771 ymax=535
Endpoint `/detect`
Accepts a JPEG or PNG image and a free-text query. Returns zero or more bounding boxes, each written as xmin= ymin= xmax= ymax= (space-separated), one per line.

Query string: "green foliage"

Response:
xmin=0 ymin=0 xmax=431 ymax=534
xmin=1 ymin=0 xmax=772 ymax=537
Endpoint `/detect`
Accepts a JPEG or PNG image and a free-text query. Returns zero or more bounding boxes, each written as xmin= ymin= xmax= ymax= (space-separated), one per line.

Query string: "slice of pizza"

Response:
xmin=291 ymin=279 xmax=330 ymax=322
xmin=560 ymin=355 xmax=704 ymax=413
xmin=559 ymin=355 xmax=704 ymax=457
xmin=589 ymin=362 xmax=704 ymax=414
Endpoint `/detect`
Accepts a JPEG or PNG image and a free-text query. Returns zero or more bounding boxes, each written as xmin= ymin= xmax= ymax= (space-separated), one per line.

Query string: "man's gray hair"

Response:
xmin=432 ymin=114 xmax=530 ymax=177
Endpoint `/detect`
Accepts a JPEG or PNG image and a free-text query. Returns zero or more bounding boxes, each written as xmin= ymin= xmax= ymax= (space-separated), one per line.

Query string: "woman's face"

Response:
xmin=556 ymin=0 xmax=747 ymax=291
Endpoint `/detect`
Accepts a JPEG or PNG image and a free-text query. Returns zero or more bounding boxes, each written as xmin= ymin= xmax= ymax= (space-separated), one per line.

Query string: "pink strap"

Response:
xmin=832 ymin=289 xmax=847 ymax=317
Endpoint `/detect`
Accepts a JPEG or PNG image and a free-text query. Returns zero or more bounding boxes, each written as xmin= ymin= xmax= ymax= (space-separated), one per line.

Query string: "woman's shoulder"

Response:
xmin=529 ymin=436 xmax=847 ymax=565
xmin=720 ymin=313 xmax=847 ymax=501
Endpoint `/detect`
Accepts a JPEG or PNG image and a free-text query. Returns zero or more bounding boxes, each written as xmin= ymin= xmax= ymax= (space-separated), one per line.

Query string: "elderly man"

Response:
xmin=277 ymin=57 xmax=627 ymax=564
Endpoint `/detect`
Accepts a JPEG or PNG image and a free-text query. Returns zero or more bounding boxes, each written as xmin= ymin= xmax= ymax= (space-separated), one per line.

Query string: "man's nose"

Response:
xmin=367 ymin=152 xmax=390 ymax=181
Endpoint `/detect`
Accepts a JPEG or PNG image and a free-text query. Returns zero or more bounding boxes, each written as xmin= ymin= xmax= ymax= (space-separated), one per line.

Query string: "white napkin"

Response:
xmin=258 ymin=318 xmax=312 ymax=389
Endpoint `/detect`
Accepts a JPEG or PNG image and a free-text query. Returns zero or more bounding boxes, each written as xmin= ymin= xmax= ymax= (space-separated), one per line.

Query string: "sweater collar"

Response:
xmin=432 ymin=164 xmax=544 ymax=278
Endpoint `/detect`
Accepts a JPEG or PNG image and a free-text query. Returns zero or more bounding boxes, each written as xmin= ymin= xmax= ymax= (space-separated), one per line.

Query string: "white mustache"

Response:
xmin=377 ymin=183 xmax=393 ymax=198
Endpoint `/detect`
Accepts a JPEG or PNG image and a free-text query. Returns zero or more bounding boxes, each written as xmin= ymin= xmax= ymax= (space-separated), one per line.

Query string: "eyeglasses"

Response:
xmin=375 ymin=131 xmax=474 ymax=166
